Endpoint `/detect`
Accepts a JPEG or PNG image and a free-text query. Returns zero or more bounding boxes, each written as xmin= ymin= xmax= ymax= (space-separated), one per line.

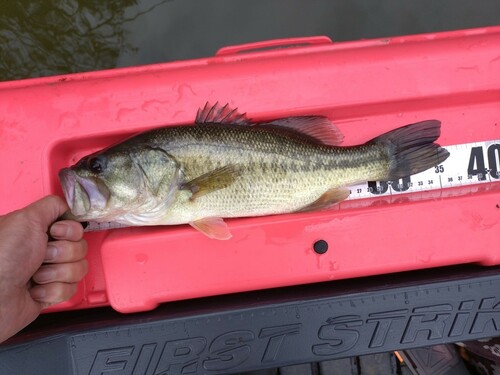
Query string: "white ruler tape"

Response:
xmin=347 ymin=139 xmax=500 ymax=200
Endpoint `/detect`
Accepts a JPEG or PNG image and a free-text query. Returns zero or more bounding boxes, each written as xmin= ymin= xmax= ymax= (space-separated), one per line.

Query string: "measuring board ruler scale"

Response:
xmin=346 ymin=139 xmax=500 ymax=201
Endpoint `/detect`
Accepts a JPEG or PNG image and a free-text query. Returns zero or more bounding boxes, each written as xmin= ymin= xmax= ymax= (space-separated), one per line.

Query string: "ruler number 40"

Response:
xmin=467 ymin=145 xmax=500 ymax=180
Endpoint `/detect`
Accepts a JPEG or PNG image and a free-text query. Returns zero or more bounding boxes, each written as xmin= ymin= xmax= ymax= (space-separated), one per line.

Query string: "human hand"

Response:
xmin=0 ymin=196 xmax=88 ymax=343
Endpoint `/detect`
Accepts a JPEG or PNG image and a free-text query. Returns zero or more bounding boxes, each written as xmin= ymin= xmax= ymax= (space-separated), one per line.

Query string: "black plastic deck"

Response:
xmin=1 ymin=265 xmax=499 ymax=374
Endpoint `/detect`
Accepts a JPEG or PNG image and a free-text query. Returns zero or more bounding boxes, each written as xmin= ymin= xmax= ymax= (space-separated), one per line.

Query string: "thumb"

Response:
xmin=23 ymin=196 xmax=69 ymax=230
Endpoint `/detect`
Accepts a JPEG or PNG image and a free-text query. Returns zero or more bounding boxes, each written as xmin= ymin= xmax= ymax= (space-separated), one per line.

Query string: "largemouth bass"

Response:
xmin=59 ymin=102 xmax=450 ymax=239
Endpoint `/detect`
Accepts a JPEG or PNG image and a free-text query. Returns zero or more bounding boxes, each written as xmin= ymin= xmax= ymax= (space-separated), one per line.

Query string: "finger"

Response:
xmin=44 ymin=239 xmax=88 ymax=263
xmin=30 ymin=282 xmax=78 ymax=305
xmin=32 ymin=260 xmax=88 ymax=284
xmin=49 ymin=220 xmax=84 ymax=241
xmin=23 ymin=196 xmax=69 ymax=230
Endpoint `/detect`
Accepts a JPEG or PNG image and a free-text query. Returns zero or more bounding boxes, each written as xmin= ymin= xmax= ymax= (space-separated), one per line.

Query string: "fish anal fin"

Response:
xmin=181 ymin=165 xmax=241 ymax=201
xmin=196 ymin=102 xmax=251 ymax=126
xmin=263 ymin=116 xmax=344 ymax=146
xmin=190 ymin=217 xmax=232 ymax=240
xmin=296 ymin=188 xmax=350 ymax=213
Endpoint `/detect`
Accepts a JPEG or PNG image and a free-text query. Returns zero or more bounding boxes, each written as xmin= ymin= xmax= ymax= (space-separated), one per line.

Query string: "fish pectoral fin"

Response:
xmin=196 ymin=102 xmax=251 ymax=126
xmin=181 ymin=165 xmax=241 ymax=201
xmin=261 ymin=116 xmax=344 ymax=146
xmin=296 ymin=188 xmax=350 ymax=213
xmin=190 ymin=217 xmax=232 ymax=240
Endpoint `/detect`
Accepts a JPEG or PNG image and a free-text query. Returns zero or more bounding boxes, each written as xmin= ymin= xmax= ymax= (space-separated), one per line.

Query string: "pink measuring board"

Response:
xmin=0 ymin=27 xmax=499 ymax=313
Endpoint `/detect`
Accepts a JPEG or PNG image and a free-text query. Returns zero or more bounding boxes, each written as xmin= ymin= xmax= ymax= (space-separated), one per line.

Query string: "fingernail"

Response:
xmin=50 ymin=223 xmax=68 ymax=238
xmin=44 ymin=245 xmax=58 ymax=262
xmin=30 ymin=287 xmax=46 ymax=301
xmin=34 ymin=268 xmax=56 ymax=283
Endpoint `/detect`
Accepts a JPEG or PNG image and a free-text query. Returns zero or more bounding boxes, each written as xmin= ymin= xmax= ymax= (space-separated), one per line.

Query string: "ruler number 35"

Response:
xmin=434 ymin=165 xmax=445 ymax=173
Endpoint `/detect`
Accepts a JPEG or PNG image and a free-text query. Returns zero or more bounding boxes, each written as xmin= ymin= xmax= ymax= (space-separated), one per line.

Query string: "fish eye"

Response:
xmin=88 ymin=156 xmax=106 ymax=174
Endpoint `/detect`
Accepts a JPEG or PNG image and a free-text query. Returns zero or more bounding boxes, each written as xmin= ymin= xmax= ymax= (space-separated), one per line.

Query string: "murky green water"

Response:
xmin=1 ymin=0 xmax=499 ymax=81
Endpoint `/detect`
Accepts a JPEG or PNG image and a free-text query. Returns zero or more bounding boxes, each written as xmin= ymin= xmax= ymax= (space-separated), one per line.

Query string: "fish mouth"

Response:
xmin=58 ymin=168 xmax=110 ymax=218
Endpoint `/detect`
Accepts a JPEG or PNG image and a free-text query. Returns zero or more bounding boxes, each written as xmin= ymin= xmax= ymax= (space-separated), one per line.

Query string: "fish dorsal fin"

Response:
xmin=296 ymin=188 xmax=350 ymax=213
xmin=263 ymin=116 xmax=344 ymax=146
xmin=196 ymin=102 xmax=251 ymax=125
xmin=195 ymin=103 xmax=343 ymax=145
xmin=190 ymin=217 xmax=232 ymax=240
xmin=181 ymin=164 xmax=241 ymax=201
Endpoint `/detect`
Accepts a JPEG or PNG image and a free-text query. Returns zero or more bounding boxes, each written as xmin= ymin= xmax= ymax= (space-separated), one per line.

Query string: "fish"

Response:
xmin=59 ymin=102 xmax=450 ymax=240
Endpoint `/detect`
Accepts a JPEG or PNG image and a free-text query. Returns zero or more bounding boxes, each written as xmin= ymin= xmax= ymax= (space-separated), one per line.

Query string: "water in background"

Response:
xmin=1 ymin=0 xmax=499 ymax=81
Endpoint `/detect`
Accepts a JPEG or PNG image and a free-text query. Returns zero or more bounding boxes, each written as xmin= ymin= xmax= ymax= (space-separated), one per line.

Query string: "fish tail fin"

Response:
xmin=370 ymin=120 xmax=450 ymax=180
